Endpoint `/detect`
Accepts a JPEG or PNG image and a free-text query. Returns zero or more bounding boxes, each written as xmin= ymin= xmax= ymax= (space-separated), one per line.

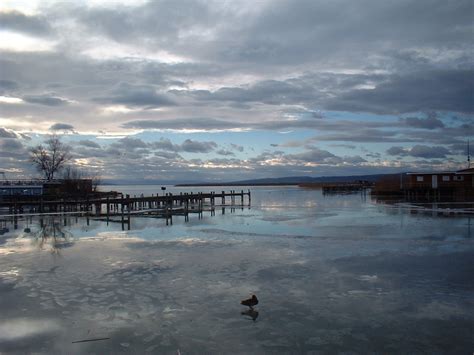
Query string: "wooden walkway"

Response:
xmin=0 ymin=190 xmax=251 ymax=228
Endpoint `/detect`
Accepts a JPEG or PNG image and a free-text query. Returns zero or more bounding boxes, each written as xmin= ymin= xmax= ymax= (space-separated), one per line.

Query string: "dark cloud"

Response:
xmin=0 ymin=10 xmax=51 ymax=36
xmin=151 ymin=138 xmax=178 ymax=151
xmin=0 ymin=128 xmax=19 ymax=139
xmin=216 ymin=149 xmax=235 ymax=156
xmin=23 ymin=94 xmax=70 ymax=106
xmin=230 ymin=144 xmax=244 ymax=152
xmin=110 ymin=137 xmax=148 ymax=150
xmin=386 ymin=146 xmax=406 ymax=156
xmin=75 ymin=0 xmax=213 ymax=46
xmin=324 ymin=70 xmax=474 ymax=114
xmin=155 ymin=151 xmax=181 ymax=159
xmin=409 ymin=145 xmax=451 ymax=159
xmin=365 ymin=152 xmax=381 ymax=159
xmin=314 ymin=129 xmax=406 ymax=143
xmin=0 ymin=80 xmax=19 ymax=93
xmin=286 ymin=146 xmax=338 ymax=164
xmin=77 ymin=139 xmax=101 ymax=149
xmin=401 ymin=113 xmax=445 ymax=129
xmin=122 ymin=118 xmax=240 ymax=131
xmin=50 ymin=123 xmax=75 ymax=131
xmin=95 ymin=83 xmax=176 ymax=109
xmin=181 ymin=139 xmax=217 ymax=153
xmin=387 ymin=145 xmax=451 ymax=159
xmin=0 ymin=138 xmax=25 ymax=153
xmin=183 ymin=79 xmax=316 ymax=106
xmin=59 ymin=0 xmax=472 ymax=69
xmin=343 ymin=155 xmax=367 ymax=164
xmin=449 ymin=142 xmax=470 ymax=155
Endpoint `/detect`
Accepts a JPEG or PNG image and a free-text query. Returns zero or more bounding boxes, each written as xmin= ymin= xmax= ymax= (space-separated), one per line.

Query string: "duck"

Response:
xmin=240 ymin=294 xmax=258 ymax=309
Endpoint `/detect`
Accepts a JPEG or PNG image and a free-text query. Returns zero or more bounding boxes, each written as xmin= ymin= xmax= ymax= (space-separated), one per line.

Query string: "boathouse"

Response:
xmin=373 ymin=168 xmax=473 ymax=201
xmin=405 ymin=168 xmax=474 ymax=189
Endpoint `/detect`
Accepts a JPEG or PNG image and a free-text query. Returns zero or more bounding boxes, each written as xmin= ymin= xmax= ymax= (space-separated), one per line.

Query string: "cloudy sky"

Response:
xmin=0 ymin=0 xmax=472 ymax=182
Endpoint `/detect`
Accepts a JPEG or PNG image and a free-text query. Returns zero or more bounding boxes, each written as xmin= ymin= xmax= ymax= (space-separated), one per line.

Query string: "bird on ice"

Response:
xmin=240 ymin=294 xmax=258 ymax=309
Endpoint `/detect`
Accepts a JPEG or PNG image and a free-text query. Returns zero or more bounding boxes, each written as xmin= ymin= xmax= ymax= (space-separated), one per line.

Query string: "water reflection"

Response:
xmin=241 ymin=309 xmax=259 ymax=322
xmin=31 ymin=218 xmax=74 ymax=254
xmin=0 ymin=187 xmax=472 ymax=353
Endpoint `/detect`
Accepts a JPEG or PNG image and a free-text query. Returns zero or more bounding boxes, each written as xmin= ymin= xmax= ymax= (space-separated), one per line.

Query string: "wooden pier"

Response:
xmin=0 ymin=190 xmax=251 ymax=229
xmin=299 ymin=182 xmax=372 ymax=194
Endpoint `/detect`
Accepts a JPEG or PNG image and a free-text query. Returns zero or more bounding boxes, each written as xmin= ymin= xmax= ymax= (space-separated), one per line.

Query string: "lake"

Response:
xmin=0 ymin=186 xmax=473 ymax=354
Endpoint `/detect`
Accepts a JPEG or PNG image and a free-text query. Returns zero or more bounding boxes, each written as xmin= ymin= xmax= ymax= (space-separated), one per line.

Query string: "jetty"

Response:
xmin=299 ymin=181 xmax=373 ymax=194
xmin=0 ymin=190 xmax=251 ymax=228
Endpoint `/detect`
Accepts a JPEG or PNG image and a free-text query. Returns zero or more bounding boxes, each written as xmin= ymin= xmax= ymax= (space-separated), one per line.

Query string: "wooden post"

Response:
xmin=106 ymin=197 xmax=110 ymax=224
xmin=126 ymin=194 xmax=131 ymax=224
xmin=199 ymin=193 xmax=203 ymax=219
xmin=121 ymin=195 xmax=125 ymax=228
xmin=185 ymin=199 xmax=189 ymax=222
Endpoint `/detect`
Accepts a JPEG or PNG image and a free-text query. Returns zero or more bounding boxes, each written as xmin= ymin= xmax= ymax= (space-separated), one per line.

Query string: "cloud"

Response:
xmin=409 ymin=145 xmax=451 ymax=159
xmin=0 ymin=1 xmax=472 ymax=180
xmin=184 ymin=79 xmax=316 ymax=106
xmin=0 ymin=127 xmax=19 ymax=139
xmin=343 ymin=155 xmax=367 ymax=164
xmin=50 ymin=123 xmax=75 ymax=131
xmin=0 ymin=138 xmax=26 ymax=154
xmin=386 ymin=146 xmax=408 ymax=156
xmin=286 ymin=146 xmax=339 ymax=164
xmin=0 ymin=11 xmax=52 ymax=36
xmin=110 ymin=137 xmax=148 ymax=150
xmin=155 ymin=150 xmax=181 ymax=159
xmin=324 ymin=70 xmax=474 ymax=114
xmin=121 ymin=118 xmax=241 ymax=131
xmin=216 ymin=149 xmax=235 ymax=156
xmin=401 ymin=113 xmax=445 ymax=129
xmin=387 ymin=145 xmax=451 ymax=159
xmin=23 ymin=94 xmax=70 ymax=106
xmin=0 ymin=80 xmax=19 ymax=92
xmin=230 ymin=143 xmax=244 ymax=152
xmin=151 ymin=137 xmax=178 ymax=151
xmin=77 ymin=139 xmax=101 ymax=148
xmin=95 ymin=83 xmax=176 ymax=108
xmin=181 ymin=139 xmax=217 ymax=153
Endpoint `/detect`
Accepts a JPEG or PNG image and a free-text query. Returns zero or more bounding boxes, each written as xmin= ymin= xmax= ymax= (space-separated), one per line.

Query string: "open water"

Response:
xmin=0 ymin=186 xmax=472 ymax=354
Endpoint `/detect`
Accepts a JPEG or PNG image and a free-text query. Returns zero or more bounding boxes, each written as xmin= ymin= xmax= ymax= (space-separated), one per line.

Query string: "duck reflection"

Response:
xmin=241 ymin=309 xmax=259 ymax=322
xmin=32 ymin=218 xmax=74 ymax=254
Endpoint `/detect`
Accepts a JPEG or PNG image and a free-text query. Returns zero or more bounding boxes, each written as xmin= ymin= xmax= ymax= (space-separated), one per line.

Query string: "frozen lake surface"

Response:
xmin=0 ymin=186 xmax=473 ymax=353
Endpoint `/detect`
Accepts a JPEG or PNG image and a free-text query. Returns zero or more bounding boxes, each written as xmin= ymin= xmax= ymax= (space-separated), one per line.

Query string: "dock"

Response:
xmin=299 ymin=182 xmax=372 ymax=194
xmin=0 ymin=190 xmax=251 ymax=229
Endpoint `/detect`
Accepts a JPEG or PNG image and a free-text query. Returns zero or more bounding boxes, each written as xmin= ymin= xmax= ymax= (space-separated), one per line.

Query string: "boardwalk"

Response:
xmin=0 ymin=190 xmax=251 ymax=228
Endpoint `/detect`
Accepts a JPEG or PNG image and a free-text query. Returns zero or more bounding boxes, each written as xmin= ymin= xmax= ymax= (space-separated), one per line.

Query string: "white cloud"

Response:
xmin=0 ymin=96 xmax=23 ymax=104
xmin=0 ymin=30 xmax=56 ymax=52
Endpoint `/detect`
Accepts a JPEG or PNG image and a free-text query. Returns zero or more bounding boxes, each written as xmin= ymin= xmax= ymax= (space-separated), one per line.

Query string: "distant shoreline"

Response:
xmin=174 ymin=183 xmax=299 ymax=187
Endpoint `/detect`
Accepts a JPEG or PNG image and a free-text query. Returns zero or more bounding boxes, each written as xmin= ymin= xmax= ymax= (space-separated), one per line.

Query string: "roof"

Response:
xmin=456 ymin=167 xmax=474 ymax=174
xmin=406 ymin=171 xmax=456 ymax=175
xmin=406 ymin=167 xmax=474 ymax=175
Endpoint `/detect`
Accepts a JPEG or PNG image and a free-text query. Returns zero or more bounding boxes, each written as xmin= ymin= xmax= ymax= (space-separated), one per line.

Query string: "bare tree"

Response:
xmin=62 ymin=165 xmax=83 ymax=181
xmin=30 ymin=136 xmax=72 ymax=181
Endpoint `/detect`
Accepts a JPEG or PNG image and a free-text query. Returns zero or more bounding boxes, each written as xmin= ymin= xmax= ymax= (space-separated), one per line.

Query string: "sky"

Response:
xmin=0 ymin=0 xmax=473 ymax=182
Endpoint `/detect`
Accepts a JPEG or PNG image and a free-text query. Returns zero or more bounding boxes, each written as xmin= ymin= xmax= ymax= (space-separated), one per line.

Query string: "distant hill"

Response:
xmin=176 ymin=173 xmax=398 ymax=186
